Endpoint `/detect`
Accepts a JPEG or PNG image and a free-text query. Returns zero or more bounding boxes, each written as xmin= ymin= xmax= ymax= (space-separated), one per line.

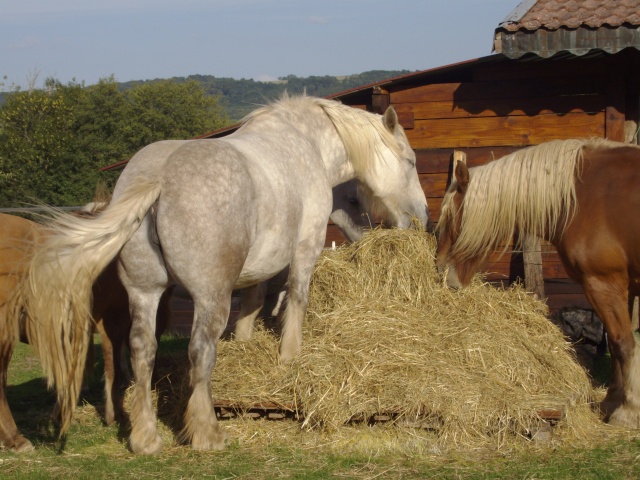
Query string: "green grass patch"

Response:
xmin=2 ymin=337 xmax=640 ymax=480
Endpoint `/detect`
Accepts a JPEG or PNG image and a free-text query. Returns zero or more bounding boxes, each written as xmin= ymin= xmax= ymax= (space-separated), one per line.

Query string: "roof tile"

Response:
xmin=500 ymin=0 xmax=640 ymax=32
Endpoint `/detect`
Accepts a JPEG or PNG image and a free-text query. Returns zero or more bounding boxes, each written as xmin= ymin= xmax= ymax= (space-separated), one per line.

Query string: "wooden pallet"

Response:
xmin=213 ymin=400 xmax=564 ymax=427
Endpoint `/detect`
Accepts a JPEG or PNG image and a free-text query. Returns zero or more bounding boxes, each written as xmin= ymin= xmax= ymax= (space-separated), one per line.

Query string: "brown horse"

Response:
xmin=436 ymin=138 xmax=640 ymax=428
xmin=0 ymin=214 xmax=40 ymax=451
xmin=0 ymin=213 xmax=170 ymax=452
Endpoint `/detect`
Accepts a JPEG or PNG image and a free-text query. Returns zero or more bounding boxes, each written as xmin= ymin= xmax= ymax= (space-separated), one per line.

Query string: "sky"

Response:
xmin=1 ymin=0 xmax=521 ymax=89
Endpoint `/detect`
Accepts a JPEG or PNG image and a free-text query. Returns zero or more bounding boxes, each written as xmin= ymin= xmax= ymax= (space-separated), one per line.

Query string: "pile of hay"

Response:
xmin=163 ymin=229 xmax=600 ymax=449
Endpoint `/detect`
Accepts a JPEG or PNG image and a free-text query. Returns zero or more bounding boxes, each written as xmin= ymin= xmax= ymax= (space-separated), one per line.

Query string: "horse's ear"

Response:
xmin=455 ymin=160 xmax=469 ymax=194
xmin=383 ymin=106 xmax=398 ymax=132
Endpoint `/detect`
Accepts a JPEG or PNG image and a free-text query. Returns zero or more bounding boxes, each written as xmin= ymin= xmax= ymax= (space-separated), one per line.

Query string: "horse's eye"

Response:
xmin=348 ymin=197 xmax=359 ymax=205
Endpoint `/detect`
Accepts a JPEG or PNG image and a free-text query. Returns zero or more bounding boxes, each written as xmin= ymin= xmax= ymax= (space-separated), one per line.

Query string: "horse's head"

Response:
xmin=358 ymin=106 xmax=430 ymax=230
xmin=330 ymin=179 xmax=372 ymax=242
xmin=435 ymin=159 xmax=484 ymax=289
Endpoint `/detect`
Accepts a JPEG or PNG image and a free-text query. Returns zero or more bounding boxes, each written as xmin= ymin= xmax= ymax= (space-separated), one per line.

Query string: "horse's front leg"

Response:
xmin=127 ymin=288 xmax=165 ymax=455
xmin=583 ymin=275 xmax=640 ymax=427
xmin=182 ymin=290 xmax=230 ymax=450
xmin=98 ymin=308 xmax=130 ymax=426
xmin=0 ymin=334 xmax=34 ymax=452
xmin=279 ymin=236 xmax=325 ymax=361
xmin=233 ymin=282 xmax=266 ymax=341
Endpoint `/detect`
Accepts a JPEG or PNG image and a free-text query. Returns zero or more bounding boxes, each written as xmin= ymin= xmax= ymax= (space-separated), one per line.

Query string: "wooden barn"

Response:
xmin=104 ymin=0 xmax=640 ymax=323
xmin=318 ymin=0 xmax=640 ymax=312
xmin=195 ymin=0 xmax=640 ymax=312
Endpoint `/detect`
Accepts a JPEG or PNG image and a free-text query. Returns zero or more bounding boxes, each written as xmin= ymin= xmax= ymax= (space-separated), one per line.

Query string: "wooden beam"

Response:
xmin=393 ymin=95 xmax=605 ymax=121
xmin=371 ymin=86 xmax=390 ymax=114
xmin=523 ymin=235 xmax=545 ymax=300
xmin=450 ymin=151 xmax=467 ymax=195
xmin=453 ymin=150 xmax=467 ymax=165
xmin=390 ymin=77 xmax=606 ymax=104
xmin=405 ymin=112 xmax=605 ymax=149
xmin=605 ymin=72 xmax=626 ymax=142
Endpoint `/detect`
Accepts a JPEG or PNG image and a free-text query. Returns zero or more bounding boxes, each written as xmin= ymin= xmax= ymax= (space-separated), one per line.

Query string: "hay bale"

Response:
xmin=170 ymin=229 xmax=600 ymax=449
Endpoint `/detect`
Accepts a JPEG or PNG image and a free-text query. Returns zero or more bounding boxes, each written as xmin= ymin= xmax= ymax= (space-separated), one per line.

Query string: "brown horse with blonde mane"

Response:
xmin=0 ymin=213 xmax=170 ymax=451
xmin=0 ymin=214 xmax=40 ymax=451
xmin=436 ymin=138 xmax=640 ymax=428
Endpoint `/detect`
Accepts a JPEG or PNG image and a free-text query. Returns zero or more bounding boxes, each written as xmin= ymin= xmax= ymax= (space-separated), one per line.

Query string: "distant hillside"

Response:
xmin=120 ymin=70 xmax=413 ymax=121
xmin=0 ymin=70 xmax=414 ymax=122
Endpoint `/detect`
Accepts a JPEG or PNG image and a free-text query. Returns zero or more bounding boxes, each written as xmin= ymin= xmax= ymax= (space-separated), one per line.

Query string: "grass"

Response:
xmin=2 ymin=334 xmax=640 ymax=480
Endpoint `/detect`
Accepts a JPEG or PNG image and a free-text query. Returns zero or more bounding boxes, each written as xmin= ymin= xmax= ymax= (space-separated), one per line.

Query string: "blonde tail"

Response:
xmin=22 ymin=177 xmax=161 ymax=435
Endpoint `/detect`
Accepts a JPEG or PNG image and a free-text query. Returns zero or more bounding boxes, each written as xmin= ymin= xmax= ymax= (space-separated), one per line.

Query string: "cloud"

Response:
xmin=5 ymin=35 xmax=42 ymax=51
xmin=308 ymin=16 xmax=329 ymax=25
xmin=254 ymin=74 xmax=280 ymax=82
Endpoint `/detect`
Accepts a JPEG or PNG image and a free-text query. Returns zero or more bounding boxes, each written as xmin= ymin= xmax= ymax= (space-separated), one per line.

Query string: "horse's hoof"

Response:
xmin=9 ymin=436 xmax=35 ymax=453
xmin=129 ymin=432 xmax=163 ymax=455
xmin=233 ymin=330 xmax=252 ymax=342
xmin=279 ymin=344 xmax=300 ymax=362
xmin=607 ymin=405 xmax=640 ymax=429
xmin=191 ymin=428 xmax=229 ymax=451
xmin=104 ymin=410 xmax=115 ymax=426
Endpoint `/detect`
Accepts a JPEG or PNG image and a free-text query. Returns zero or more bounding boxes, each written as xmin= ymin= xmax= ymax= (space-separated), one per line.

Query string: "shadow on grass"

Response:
xmin=5 ymin=334 xmax=196 ymax=452
xmin=6 ymin=377 xmax=58 ymax=447
xmin=151 ymin=335 xmax=193 ymax=441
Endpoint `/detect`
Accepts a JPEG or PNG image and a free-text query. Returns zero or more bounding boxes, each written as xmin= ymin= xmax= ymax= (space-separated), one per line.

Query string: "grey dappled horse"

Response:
xmin=21 ymin=94 xmax=429 ymax=454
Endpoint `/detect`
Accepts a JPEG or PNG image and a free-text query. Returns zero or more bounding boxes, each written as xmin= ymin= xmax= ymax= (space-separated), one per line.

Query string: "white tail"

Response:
xmin=22 ymin=177 xmax=162 ymax=434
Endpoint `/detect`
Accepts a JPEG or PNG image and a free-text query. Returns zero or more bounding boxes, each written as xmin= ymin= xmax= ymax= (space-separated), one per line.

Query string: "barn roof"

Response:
xmin=493 ymin=0 xmax=640 ymax=58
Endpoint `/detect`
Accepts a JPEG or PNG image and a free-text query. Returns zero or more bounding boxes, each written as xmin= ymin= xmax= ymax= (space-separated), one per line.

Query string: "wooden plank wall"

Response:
xmin=385 ymin=58 xmax=611 ymax=311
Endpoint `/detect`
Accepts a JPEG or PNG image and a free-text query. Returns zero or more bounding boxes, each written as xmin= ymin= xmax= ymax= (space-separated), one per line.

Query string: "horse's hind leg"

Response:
xmin=125 ymin=285 xmax=166 ymax=455
xmin=233 ymin=283 xmax=266 ymax=341
xmin=182 ymin=290 xmax=230 ymax=450
xmin=0 ymin=337 xmax=33 ymax=452
xmin=118 ymin=218 xmax=170 ymax=455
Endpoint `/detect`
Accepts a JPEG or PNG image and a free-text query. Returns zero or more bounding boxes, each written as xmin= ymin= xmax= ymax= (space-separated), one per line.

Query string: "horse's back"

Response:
xmin=0 ymin=214 xmax=40 ymax=287
xmin=562 ymin=143 xmax=640 ymax=276
xmin=0 ymin=213 xmax=39 ymax=245
xmin=574 ymin=144 xmax=640 ymax=234
xmin=148 ymin=138 xmax=331 ymax=290
xmin=111 ymin=140 xmax=188 ymax=199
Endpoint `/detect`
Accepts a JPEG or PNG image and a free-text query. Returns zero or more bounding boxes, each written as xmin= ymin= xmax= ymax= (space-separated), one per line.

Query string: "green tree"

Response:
xmin=72 ymin=77 xmax=133 ymax=173
xmin=0 ymin=77 xmax=230 ymax=208
xmin=124 ymin=79 xmax=227 ymax=146
xmin=0 ymin=80 xmax=77 ymax=205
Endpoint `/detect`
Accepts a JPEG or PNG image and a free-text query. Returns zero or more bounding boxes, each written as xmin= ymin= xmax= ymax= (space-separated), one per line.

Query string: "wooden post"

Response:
xmin=371 ymin=86 xmax=390 ymax=115
xmin=449 ymin=150 xmax=467 ymax=190
xmin=453 ymin=150 xmax=467 ymax=165
xmin=523 ymin=235 xmax=545 ymax=300
xmin=605 ymin=72 xmax=626 ymax=142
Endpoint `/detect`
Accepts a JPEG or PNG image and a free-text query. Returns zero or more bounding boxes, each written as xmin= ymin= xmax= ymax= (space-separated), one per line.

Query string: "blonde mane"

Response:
xmin=242 ymin=94 xmax=401 ymax=178
xmin=439 ymin=138 xmax=595 ymax=261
